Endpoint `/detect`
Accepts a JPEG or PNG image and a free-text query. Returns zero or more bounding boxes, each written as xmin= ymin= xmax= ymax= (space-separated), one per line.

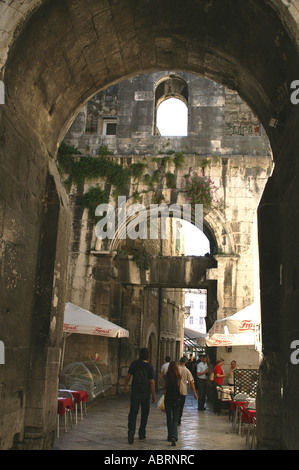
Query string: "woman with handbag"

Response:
xmin=163 ymin=361 xmax=182 ymax=446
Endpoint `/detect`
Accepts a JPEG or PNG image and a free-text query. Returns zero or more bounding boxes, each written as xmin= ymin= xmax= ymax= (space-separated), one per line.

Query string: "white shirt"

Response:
xmin=197 ymin=361 xmax=208 ymax=379
xmin=161 ymin=362 xmax=170 ymax=375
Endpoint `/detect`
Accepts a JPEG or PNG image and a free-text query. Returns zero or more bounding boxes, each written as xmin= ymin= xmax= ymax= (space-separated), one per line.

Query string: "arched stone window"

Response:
xmin=154 ymin=75 xmax=188 ymax=136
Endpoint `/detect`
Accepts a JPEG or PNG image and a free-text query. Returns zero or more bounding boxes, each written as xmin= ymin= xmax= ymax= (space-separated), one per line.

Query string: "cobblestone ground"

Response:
xmin=53 ymin=391 xmax=249 ymax=451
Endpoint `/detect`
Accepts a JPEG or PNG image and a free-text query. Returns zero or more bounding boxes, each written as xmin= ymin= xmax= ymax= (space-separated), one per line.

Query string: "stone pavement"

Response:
xmin=53 ymin=391 xmax=249 ymax=451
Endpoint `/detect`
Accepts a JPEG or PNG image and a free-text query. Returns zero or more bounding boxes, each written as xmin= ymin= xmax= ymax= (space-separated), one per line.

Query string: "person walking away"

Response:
xmin=123 ymin=347 xmax=156 ymax=444
xmin=178 ymin=356 xmax=197 ymax=425
xmin=163 ymin=361 xmax=182 ymax=447
xmin=213 ymin=358 xmax=226 ymax=414
xmin=186 ymin=356 xmax=193 ymax=372
xmin=158 ymin=356 xmax=171 ymax=386
xmin=197 ymin=354 xmax=209 ymax=410
xmin=190 ymin=357 xmax=197 ymax=385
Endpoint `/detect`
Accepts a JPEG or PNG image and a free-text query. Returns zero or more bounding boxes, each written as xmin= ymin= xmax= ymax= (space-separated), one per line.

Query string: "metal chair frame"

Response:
xmin=57 ymin=390 xmax=75 ymax=436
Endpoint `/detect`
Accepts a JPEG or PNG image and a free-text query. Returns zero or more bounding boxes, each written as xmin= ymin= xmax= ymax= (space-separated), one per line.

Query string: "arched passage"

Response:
xmin=108 ymin=198 xmax=226 ymax=256
xmin=1 ymin=0 xmax=299 ymax=450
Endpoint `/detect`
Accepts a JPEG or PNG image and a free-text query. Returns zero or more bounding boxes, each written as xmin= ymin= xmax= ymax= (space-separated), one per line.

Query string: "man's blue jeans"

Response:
xmin=128 ymin=391 xmax=150 ymax=438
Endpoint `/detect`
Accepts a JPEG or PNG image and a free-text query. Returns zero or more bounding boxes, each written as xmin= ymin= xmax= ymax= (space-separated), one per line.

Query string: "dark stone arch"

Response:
xmin=4 ymin=0 xmax=299 ymax=156
xmin=1 ymin=0 xmax=299 ymax=449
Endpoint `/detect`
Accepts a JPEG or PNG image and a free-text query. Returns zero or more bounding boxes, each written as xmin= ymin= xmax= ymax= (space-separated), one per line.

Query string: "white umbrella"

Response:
xmin=206 ymin=304 xmax=260 ymax=347
xmin=208 ymin=304 xmax=258 ymax=336
xmin=61 ymin=302 xmax=129 ymax=369
xmin=63 ymin=302 xmax=129 ymax=338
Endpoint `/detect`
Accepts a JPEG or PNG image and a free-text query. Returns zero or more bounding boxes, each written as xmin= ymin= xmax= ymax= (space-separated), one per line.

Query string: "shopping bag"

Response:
xmin=157 ymin=394 xmax=166 ymax=412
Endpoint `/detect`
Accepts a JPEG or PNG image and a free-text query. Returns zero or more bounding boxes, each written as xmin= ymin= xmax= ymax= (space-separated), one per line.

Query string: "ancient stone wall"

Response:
xmin=65 ymin=72 xmax=271 ymax=159
xmin=61 ymin=72 xmax=273 ymax=401
xmin=0 ymin=108 xmax=70 ymax=449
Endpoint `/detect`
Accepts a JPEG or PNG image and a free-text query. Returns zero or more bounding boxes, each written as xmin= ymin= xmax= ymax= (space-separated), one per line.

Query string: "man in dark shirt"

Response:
xmin=123 ymin=347 xmax=156 ymax=444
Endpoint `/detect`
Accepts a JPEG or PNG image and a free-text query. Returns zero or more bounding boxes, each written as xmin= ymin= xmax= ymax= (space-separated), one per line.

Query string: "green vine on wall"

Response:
xmin=58 ymin=143 xmax=185 ymax=194
xmin=57 ymin=144 xmax=129 ymax=191
xmin=82 ymin=187 xmax=109 ymax=219
xmin=132 ymin=249 xmax=152 ymax=270
xmin=165 ymin=172 xmax=176 ymax=189
xmin=58 ymin=143 xmax=218 ymax=220
xmin=130 ymin=162 xmax=148 ymax=180
xmin=173 ymin=151 xmax=185 ymax=169
xmin=113 ymin=248 xmax=152 ymax=270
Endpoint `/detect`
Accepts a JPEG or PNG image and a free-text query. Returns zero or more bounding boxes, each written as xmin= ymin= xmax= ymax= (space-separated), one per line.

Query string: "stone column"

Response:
xmin=257 ymin=177 xmax=282 ymax=449
xmin=23 ymin=170 xmax=71 ymax=449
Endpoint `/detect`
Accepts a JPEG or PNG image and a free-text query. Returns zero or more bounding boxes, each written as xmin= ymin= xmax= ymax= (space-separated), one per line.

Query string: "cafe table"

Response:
xmin=58 ymin=389 xmax=88 ymax=422
xmin=231 ymin=400 xmax=246 ymax=433
xmin=66 ymin=389 xmax=88 ymax=423
xmin=57 ymin=396 xmax=74 ymax=437
xmin=245 ymin=409 xmax=257 ymax=447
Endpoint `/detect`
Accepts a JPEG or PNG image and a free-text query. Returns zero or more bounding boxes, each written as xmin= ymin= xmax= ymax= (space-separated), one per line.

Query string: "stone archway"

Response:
xmin=1 ymin=0 xmax=299 ymax=449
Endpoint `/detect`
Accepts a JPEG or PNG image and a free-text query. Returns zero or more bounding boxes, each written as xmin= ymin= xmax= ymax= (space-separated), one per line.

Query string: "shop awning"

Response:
xmin=63 ymin=302 xmax=129 ymax=338
xmin=184 ymin=327 xmax=207 ymax=349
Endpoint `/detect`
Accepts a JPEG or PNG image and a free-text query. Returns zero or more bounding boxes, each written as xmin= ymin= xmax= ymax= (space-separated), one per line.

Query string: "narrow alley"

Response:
xmin=53 ymin=391 xmax=249 ymax=452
